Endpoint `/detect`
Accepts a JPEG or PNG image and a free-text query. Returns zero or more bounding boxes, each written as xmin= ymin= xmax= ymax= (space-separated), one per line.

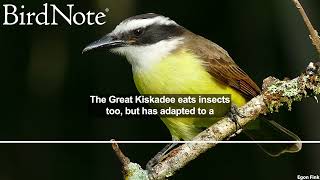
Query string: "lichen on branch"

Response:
xmin=263 ymin=62 xmax=320 ymax=112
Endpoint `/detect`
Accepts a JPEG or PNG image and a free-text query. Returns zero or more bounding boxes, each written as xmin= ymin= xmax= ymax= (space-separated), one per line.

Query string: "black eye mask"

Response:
xmin=130 ymin=24 xmax=184 ymax=46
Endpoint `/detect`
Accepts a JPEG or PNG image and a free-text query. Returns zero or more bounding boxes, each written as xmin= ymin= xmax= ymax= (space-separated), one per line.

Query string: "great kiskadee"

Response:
xmin=83 ymin=13 xmax=301 ymax=165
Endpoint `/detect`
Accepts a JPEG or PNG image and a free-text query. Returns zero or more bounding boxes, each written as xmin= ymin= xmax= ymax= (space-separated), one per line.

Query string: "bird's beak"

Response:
xmin=82 ymin=34 xmax=126 ymax=54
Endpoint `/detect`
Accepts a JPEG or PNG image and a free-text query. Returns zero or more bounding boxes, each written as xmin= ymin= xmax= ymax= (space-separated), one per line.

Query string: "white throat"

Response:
xmin=111 ymin=37 xmax=184 ymax=71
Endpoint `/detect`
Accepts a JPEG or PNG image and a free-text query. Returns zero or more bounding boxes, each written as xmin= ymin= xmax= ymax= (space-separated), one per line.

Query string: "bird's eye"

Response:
xmin=133 ymin=28 xmax=144 ymax=37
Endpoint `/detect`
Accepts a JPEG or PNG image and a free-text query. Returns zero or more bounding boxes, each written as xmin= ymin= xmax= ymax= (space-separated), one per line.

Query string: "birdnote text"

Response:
xmin=1 ymin=3 xmax=107 ymax=26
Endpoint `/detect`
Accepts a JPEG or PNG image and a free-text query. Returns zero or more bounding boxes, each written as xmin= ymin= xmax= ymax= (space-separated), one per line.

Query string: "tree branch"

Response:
xmin=112 ymin=61 xmax=320 ymax=180
xmin=111 ymin=139 xmax=149 ymax=180
xmin=292 ymin=0 xmax=320 ymax=56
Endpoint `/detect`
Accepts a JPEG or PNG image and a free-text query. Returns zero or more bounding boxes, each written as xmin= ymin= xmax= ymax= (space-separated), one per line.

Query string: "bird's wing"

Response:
xmin=184 ymin=33 xmax=261 ymax=99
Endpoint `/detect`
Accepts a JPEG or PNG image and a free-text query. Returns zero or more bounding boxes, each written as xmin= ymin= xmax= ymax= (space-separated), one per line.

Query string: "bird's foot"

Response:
xmin=146 ymin=143 xmax=178 ymax=171
xmin=227 ymin=104 xmax=245 ymax=133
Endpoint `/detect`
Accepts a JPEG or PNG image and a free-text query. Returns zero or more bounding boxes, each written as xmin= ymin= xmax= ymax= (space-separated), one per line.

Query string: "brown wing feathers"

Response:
xmin=184 ymin=32 xmax=261 ymax=99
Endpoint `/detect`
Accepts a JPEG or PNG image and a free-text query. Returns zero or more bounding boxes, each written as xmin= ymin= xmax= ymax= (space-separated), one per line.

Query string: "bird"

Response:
xmin=83 ymin=13 xmax=301 ymax=169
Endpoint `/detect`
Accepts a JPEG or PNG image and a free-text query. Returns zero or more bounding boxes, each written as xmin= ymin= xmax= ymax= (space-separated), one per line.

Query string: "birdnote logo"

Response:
xmin=1 ymin=3 xmax=108 ymax=26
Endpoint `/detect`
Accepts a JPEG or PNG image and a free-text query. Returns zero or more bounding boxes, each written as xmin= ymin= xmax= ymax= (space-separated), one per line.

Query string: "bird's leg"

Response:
xmin=227 ymin=104 xmax=245 ymax=132
xmin=146 ymin=142 xmax=178 ymax=171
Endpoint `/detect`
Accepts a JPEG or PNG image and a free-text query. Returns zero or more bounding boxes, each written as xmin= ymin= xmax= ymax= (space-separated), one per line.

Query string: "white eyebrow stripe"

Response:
xmin=112 ymin=16 xmax=177 ymax=34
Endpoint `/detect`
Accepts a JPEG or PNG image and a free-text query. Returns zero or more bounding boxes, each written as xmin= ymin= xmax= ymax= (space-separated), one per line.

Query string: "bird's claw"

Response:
xmin=146 ymin=143 xmax=178 ymax=172
xmin=228 ymin=104 xmax=245 ymax=132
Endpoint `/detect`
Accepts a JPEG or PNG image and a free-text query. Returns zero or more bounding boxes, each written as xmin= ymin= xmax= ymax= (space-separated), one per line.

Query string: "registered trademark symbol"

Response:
xmin=105 ymin=8 xmax=109 ymax=13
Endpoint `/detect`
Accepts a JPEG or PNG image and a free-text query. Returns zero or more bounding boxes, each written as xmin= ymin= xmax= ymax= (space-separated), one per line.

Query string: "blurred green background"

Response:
xmin=0 ymin=0 xmax=320 ymax=179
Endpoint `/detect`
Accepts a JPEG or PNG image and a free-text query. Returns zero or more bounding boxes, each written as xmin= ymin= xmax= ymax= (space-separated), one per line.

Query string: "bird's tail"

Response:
xmin=244 ymin=118 xmax=302 ymax=156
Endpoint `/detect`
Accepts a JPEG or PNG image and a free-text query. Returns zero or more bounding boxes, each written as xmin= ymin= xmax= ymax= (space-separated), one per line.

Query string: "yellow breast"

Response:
xmin=133 ymin=50 xmax=247 ymax=106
